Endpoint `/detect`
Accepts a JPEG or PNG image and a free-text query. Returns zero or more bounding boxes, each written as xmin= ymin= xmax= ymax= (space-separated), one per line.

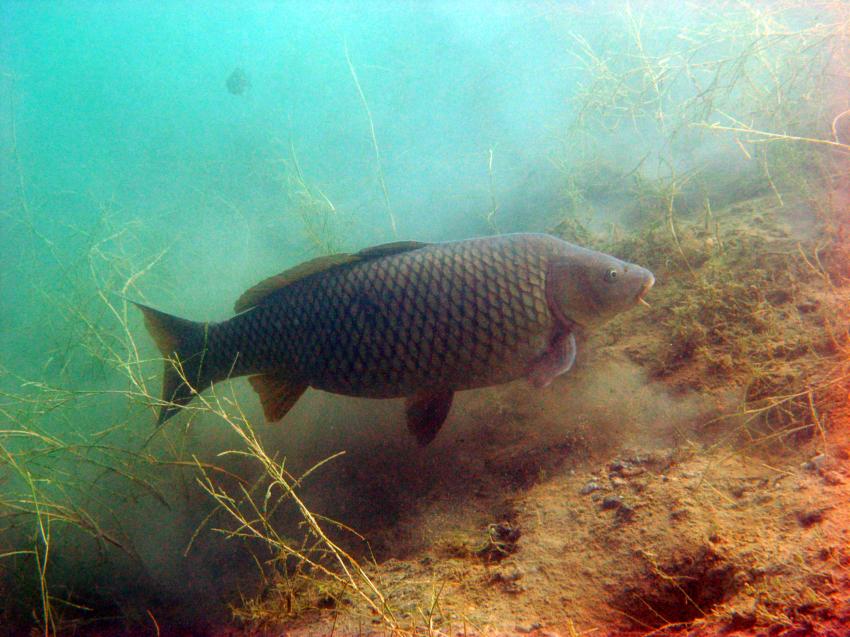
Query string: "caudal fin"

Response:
xmin=134 ymin=303 xmax=211 ymax=424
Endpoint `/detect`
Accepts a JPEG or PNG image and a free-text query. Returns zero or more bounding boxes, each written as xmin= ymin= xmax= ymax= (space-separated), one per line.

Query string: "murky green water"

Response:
xmin=1 ymin=2 xmax=846 ymax=634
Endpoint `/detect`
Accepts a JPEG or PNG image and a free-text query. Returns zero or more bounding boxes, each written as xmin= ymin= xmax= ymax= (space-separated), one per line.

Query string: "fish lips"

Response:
xmin=635 ymin=273 xmax=655 ymax=307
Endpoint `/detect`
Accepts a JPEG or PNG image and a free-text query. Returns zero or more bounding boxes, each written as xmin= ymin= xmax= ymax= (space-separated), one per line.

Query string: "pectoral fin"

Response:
xmin=527 ymin=330 xmax=577 ymax=388
xmin=248 ymin=374 xmax=307 ymax=422
xmin=405 ymin=389 xmax=454 ymax=446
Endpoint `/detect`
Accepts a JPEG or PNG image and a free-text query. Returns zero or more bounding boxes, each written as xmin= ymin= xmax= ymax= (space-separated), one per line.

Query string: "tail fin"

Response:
xmin=134 ymin=303 xmax=211 ymax=424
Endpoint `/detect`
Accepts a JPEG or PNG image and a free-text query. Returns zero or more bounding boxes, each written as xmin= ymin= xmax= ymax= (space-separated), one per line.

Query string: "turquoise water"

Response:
xmin=1 ymin=2 xmax=843 ymax=634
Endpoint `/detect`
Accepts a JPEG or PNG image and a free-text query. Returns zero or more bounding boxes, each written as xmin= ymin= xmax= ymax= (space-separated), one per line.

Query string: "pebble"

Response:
xmin=490 ymin=566 xmax=525 ymax=594
xmin=620 ymin=466 xmax=646 ymax=477
xmin=609 ymin=459 xmax=625 ymax=471
xmin=796 ymin=508 xmax=826 ymax=527
xmin=580 ymin=481 xmax=604 ymax=495
xmin=601 ymin=495 xmax=623 ymax=510
xmin=616 ymin=503 xmax=635 ymax=522
xmin=491 ymin=566 xmax=523 ymax=582
xmin=802 ymin=453 xmax=826 ymax=472
xmin=515 ymin=622 xmax=542 ymax=633
xmin=599 ymin=494 xmax=635 ymax=522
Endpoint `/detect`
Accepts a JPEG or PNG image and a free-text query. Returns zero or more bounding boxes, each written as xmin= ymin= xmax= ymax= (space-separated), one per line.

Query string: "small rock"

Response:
xmin=620 ymin=466 xmax=646 ymax=477
xmin=796 ymin=508 xmax=827 ymax=527
xmin=608 ymin=459 xmax=628 ymax=473
xmin=609 ymin=476 xmax=627 ymax=488
xmin=730 ymin=484 xmax=748 ymax=498
xmin=615 ymin=502 xmax=635 ymax=522
xmin=491 ymin=566 xmax=523 ymax=583
xmin=670 ymin=508 xmax=688 ymax=521
xmin=818 ymin=547 xmax=834 ymax=560
xmin=515 ymin=622 xmax=542 ymax=633
xmin=580 ymin=481 xmax=603 ymax=495
xmin=802 ymin=453 xmax=826 ymax=472
xmin=490 ymin=566 xmax=525 ymax=594
xmin=601 ymin=495 xmax=623 ymax=510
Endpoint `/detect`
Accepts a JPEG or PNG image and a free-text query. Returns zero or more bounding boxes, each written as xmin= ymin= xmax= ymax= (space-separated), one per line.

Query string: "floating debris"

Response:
xmin=226 ymin=67 xmax=250 ymax=95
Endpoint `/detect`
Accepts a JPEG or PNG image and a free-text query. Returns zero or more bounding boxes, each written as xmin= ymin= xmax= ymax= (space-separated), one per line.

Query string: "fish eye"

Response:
xmin=604 ymin=268 xmax=618 ymax=282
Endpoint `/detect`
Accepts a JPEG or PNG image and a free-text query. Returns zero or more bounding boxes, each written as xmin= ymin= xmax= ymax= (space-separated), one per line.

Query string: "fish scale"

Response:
xmin=136 ymin=233 xmax=654 ymax=444
xmin=225 ymin=235 xmax=549 ymax=397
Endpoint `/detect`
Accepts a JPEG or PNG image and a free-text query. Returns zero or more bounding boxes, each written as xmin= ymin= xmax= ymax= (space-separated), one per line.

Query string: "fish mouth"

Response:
xmin=635 ymin=274 xmax=655 ymax=307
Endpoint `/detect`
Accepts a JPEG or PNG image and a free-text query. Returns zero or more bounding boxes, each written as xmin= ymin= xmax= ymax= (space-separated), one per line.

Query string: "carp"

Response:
xmin=137 ymin=233 xmax=654 ymax=444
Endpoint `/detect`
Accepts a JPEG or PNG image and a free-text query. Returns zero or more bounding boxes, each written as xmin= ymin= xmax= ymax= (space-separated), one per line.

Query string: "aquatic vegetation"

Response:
xmin=554 ymin=0 xmax=848 ymax=235
xmin=550 ymin=0 xmax=850 ymax=452
xmin=282 ymin=142 xmax=349 ymax=255
xmin=189 ymin=394 xmax=399 ymax=631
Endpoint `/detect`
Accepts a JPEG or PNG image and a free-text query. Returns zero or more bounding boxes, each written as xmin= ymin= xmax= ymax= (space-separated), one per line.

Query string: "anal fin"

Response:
xmin=248 ymin=374 xmax=307 ymax=422
xmin=405 ymin=389 xmax=454 ymax=446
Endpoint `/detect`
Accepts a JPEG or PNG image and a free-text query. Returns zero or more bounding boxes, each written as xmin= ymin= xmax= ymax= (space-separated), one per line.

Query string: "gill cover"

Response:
xmin=545 ymin=247 xmax=654 ymax=328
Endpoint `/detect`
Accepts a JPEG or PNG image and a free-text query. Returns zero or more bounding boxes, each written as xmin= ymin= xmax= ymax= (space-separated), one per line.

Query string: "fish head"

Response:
xmin=546 ymin=246 xmax=654 ymax=329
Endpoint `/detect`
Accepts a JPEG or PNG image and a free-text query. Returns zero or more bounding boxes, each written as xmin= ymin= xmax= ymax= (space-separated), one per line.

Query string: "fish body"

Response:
xmin=137 ymin=233 xmax=654 ymax=444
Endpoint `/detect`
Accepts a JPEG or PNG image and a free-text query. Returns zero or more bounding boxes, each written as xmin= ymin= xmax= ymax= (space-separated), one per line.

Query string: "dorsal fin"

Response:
xmin=234 ymin=241 xmax=430 ymax=313
xmin=355 ymin=240 xmax=429 ymax=259
xmin=234 ymin=254 xmax=356 ymax=313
